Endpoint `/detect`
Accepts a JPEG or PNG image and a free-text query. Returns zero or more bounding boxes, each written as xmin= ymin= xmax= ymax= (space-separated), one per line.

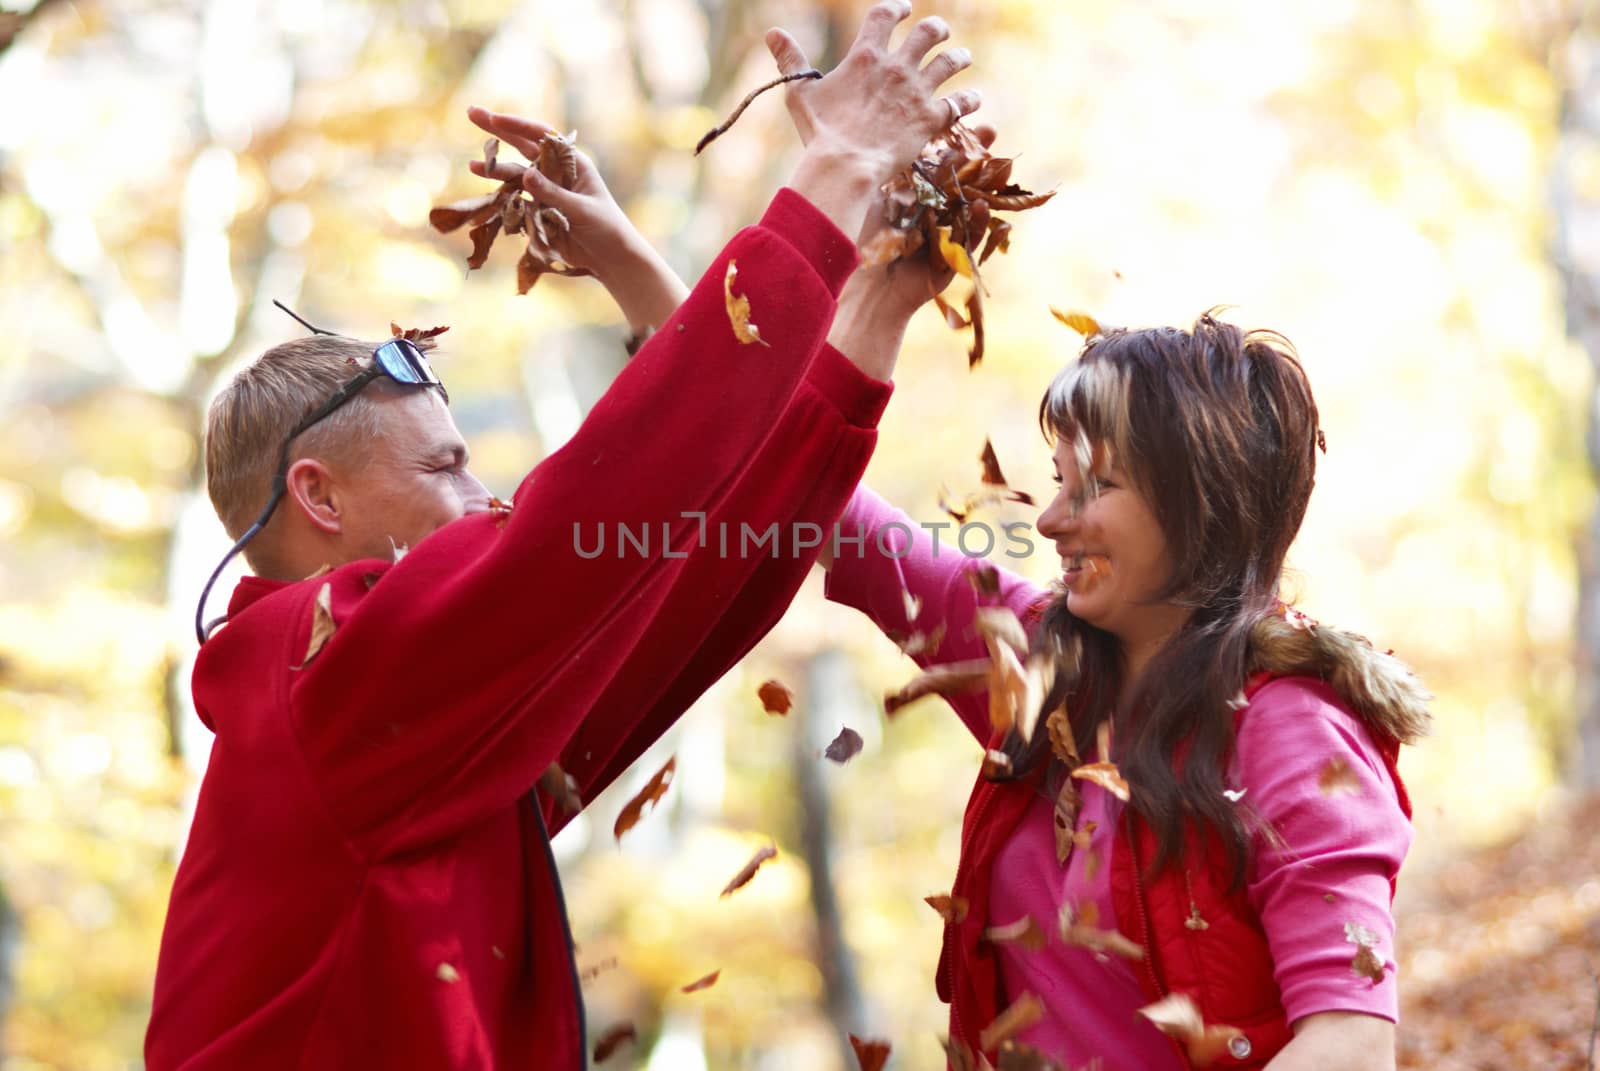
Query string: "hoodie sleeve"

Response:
xmin=823 ymin=484 xmax=1048 ymax=744
xmin=1233 ymin=677 xmax=1413 ymax=1025
xmin=285 ymin=188 xmax=884 ymax=858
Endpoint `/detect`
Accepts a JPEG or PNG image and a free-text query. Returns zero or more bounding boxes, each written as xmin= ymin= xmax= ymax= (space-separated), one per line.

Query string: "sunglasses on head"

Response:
xmin=193 ymin=301 xmax=449 ymax=644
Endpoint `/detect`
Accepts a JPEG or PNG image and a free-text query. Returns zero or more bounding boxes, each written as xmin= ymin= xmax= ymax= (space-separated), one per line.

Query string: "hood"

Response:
xmin=1246 ymin=608 xmax=1432 ymax=747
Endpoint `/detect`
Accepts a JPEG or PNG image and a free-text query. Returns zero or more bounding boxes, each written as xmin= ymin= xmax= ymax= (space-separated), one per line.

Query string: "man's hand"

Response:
xmin=772 ymin=1 xmax=980 ymax=239
xmin=465 ymin=107 xmax=688 ymax=332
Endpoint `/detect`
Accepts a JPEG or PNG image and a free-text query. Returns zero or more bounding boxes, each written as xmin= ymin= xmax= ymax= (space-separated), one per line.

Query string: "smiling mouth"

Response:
xmin=1062 ymin=553 xmax=1111 ymax=591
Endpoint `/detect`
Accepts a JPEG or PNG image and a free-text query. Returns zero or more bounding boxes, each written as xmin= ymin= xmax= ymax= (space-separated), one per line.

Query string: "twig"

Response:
xmin=695 ymin=69 xmax=822 ymax=155
xmin=1588 ymin=968 xmax=1600 ymax=1071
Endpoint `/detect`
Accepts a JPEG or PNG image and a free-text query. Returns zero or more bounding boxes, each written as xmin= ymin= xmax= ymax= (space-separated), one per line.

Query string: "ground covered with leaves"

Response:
xmin=1396 ymin=791 xmax=1600 ymax=1070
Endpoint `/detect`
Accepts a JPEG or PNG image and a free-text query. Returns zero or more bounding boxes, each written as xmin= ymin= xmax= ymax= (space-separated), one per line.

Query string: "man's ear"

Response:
xmin=284 ymin=457 xmax=344 ymax=535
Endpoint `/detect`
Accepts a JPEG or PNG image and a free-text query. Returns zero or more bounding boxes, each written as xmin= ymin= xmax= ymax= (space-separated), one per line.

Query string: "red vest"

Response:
xmin=936 ymin=675 xmax=1411 ymax=1068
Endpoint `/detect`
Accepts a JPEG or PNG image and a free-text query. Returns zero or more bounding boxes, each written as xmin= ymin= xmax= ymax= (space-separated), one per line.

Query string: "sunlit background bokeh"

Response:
xmin=2 ymin=0 xmax=1598 ymax=1068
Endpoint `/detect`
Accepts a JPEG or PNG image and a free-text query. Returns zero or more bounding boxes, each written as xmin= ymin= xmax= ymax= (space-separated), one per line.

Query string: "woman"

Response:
xmin=824 ymin=314 xmax=1429 ymax=1070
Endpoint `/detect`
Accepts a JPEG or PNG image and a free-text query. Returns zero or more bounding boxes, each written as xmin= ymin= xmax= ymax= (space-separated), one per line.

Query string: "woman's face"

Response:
xmin=1035 ymin=434 xmax=1188 ymax=658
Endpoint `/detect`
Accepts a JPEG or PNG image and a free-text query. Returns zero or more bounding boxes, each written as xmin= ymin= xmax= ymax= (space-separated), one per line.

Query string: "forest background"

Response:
xmin=3 ymin=0 xmax=1600 ymax=1068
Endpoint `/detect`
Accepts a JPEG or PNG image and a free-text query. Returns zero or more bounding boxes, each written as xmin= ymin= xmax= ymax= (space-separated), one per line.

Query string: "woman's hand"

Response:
xmin=464 ymin=107 xmax=688 ymax=332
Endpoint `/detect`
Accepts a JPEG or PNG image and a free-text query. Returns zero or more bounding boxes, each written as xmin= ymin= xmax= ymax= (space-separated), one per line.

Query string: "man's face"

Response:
xmin=334 ymin=389 xmax=491 ymax=562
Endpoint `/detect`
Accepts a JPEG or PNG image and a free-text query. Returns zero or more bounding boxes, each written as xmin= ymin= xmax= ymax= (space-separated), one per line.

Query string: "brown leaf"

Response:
xmin=966 ymin=186 xmax=1057 ymax=212
xmin=942 ymin=1036 xmax=984 ymax=1071
xmin=487 ymin=495 xmax=514 ymax=529
xmin=979 ymin=220 xmax=1012 ymax=265
xmin=514 ymin=245 xmax=543 ymax=295
xmin=1070 ymin=761 xmax=1130 ymax=801
xmin=758 ymin=679 xmax=794 ymax=715
xmin=934 ymin=291 xmax=970 ymax=329
xmin=1049 ymin=307 xmax=1101 ymax=337
xmin=981 ymin=748 xmax=1013 ymax=779
xmin=592 ymin=1022 xmax=637 ymax=1063
xmin=680 ymin=968 xmax=720 ymax=993
xmin=1136 ymin=993 xmax=1244 ymax=1067
xmin=535 ymin=131 xmax=578 ymax=188
xmin=996 ymin=1041 xmax=1065 ymax=1071
xmin=849 ymin=1034 xmax=892 ymax=1071
xmin=979 ymin=439 xmax=1010 ymax=488
xmin=720 ymin=842 xmax=778 ymax=898
xmin=612 ymin=756 xmax=675 ymax=841
xmin=889 ymin=623 xmax=946 ymax=658
xmin=539 ymin=762 xmax=582 ymax=815
xmin=482 ymin=136 xmax=499 ymax=174
xmin=979 ymin=992 xmax=1045 ymax=1052
xmin=299 ymin=582 xmax=336 ymax=667
xmin=884 ymin=660 xmax=991 ymax=715
xmin=723 ymin=260 xmax=770 ymax=347
xmin=466 ymin=216 xmax=501 ymax=270
xmin=925 ymin=893 xmax=970 ymax=924
xmin=984 ymin=915 xmax=1047 ymax=952
xmin=1318 ymin=755 xmax=1362 ymax=796
xmin=967 ymin=285 xmax=985 ymax=369
xmin=966 ymin=562 xmax=1001 ymax=597
xmin=1345 ymin=920 xmax=1388 ymax=983
xmin=1058 ymin=900 xmax=1144 ymax=960
xmin=1052 ymin=782 xmax=1080 ymax=864
xmin=823 ymin=726 xmax=864 ymax=764
xmin=428 ymin=191 xmax=501 ymax=233
xmin=1045 ymin=707 xmax=1079 ymax=767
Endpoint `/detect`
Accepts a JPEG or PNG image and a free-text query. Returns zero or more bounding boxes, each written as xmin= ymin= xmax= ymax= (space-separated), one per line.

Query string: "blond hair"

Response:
xmin=204 ymin=336 xmax=393 ymax=568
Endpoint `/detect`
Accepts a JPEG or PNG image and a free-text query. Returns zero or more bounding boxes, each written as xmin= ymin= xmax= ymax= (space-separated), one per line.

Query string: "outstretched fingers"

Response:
xmin=467 ymin=106 xmax=557 ymax=162
xmin=851 ymin=0 xmax=913 ymax=53
xmin=920 ymin=45 xmax=972 ymax=91
xmin=894 ymin=15 xmax=950 ymax=65
xmin=765 ymin=27 xmax=812 ymax=77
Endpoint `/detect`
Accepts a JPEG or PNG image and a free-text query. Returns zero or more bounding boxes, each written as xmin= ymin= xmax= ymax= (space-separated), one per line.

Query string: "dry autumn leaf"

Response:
xmin=985 ymin=915 xmax=1048 ymax=952
xmin=300 ymin=582 xmax=336 ymax=667
xmin=1070 ymin=761 xmax=1130 ymax=801
xmin=720 ymin=842 xmax=778 ymax=898
xmin=1045 ymin=708 xmax=1079 ymax=767
xmin=996 ymin=1041 xmax=1066 ymax=1071
xmin=966 ymin=561 xmax=1001 ymax=597
xmin=723 ymin=260 xmax=770 ymax=347
xmin=848 ymin=1034 xmax=892 ymax=1071
xmin=885 ymin=660 xmax=991 ymax=715
xmin=435 ymin=962 xmax=460 ymax=983
xmin=941 ymin=1036 xmax=984 ymax=1071
xmin=1049 ymin=307 xmax=1101 ymax=337
xmin=982 ymin=748 xmax=1013 ymax=778
xmin=680 ymin=969 xmax=721 ymax=993
xmin=823 ymin=726 xmax=864 ymax=764
xmin=1058 ymin=900 xmax=1145 ymax=961
xmin=1319 ymin=755 xmax=1362 ymax=796
xmin=978 ymin=439 xmax=1035 ymax=506
xmin=613 ymin=756 xmax=676 ymax=841
xmin=539 ymin=762 xmax=583 ymax=815
xmin=592 ymin=1022 xmax=637 ymax=1063
xmin=1136 ymin=993 xmax=1245 ymax=1067
xmin=925 ymin=893 xmax=971 ymax=924
xmin=757 ymin=679 xmax=794 ymax=715
xmin=979 ymin=992 xmax=1045 ymax=1052
xmin=1345 ymin=920 xmax=1388 ymax=983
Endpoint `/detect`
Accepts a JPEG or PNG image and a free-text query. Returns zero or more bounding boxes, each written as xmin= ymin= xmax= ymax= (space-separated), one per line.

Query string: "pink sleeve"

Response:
xmin=1233 ymin=678 xmax=1413 ymax=1025
xmin=824 ymin=485 xmax=1048 ymax=743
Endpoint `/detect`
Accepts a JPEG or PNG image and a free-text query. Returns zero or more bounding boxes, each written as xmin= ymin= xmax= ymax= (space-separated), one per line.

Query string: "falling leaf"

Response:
xmin=1049 ymin=307 xmax=1101 ymax=337
xmin=986 ymin=641 xmax=1026 ymax=736
xmin=720 ymin=842 xmax=778 ymax=898
xmin=933 ymin=291 xmax=970 ymax=329
xmin=1052 ymin=783 xmax=1080 ymax=864
xmin=966 ymin=562 xmax=1001 ymax=597
xmin=1045 ymin=708 xmax=1079 ymax=767
xmin=1345 ymin=920 xmax=1388 ymax=983
xmin=902 ymin=587 xmax=924 ymax=620
xmin=849 ymin=1034 xmax=892 ymax=1071
xmin=976 ymin=606 xmax=1029 ymax=657
xmin=996 ymin=1041 xmax=1066 ymax=1071
xmin=592 ymin=1022 xmax=637 ymax=1063
xmin=985 ymin=915 xmax=1047 ymax=951
xmin=979 ymin=992 xmax=1045 ymax=1052
xmin=299 ymin=582 xmax=336 ymax=667
xmin=680 ymin=969 xmax=721 ymax=993
xmin=579 ymin=956 xmax=619 ymax=983
xmin=977 ymin=440 xmax=1033 ymax=506
xmin=967 ymin=286 xmax=985 ymax=368
xmin=758 ymin=679 xmax=794 ymax=715
xmin=1058 ymin=900 xmax=1144 ymax=960
xmin=1083 ymin=848 xmax=1102 ymax=881
xmin=539 ymin=762 xmax=583 ymax=815
xmin=304 ymin=563 xmax=333 ymax=580
xmin=982 ymin=748 xmax=1013 ymax=778
xmin=924 ymin=893 xmax=970 ymax=924
xmin=436 ymin=963 xmax=460 ymax=983
xmin=613 ymin=756 xmax=676 ymax=841
xmin=1136 ymin=993 xmax=1245 ymax=1067
xmin=890 ymin=623 xmax=946 ymax=657
xmin=1223 ymin=787 xmax=1248 ymax=802
xmin=942 ymin=1036 xmax=983 ymax=1071
xmin=1319 ymin=755 xmax=1362 ymax=796
xmin=488 ymin=495 xmax=514 ymax=528
xmin=823 ymin=726 xmax=864 ymax=764
xmin=1070 ymin=761 xmax=1130 ymax=801
xmin=723 ymin=260 xmax=770 ymax=347
xmin=885 ymin=660 xmax=991 ymax=715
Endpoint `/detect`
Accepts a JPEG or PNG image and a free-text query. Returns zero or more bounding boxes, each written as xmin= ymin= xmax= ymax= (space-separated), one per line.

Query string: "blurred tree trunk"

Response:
xmin=1548 ymin=6 xmax=1600 ymax=787
xmin=794 ymin=649 xmax=867 ymax=1066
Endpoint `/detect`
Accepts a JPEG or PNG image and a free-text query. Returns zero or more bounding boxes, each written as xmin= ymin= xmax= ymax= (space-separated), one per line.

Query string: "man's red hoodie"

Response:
xmin=145 ymin=189 xmax=889 ymax=1069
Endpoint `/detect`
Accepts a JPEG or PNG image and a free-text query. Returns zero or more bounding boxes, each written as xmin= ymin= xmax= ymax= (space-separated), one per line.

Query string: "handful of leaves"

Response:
xmin=863 ymin=122 xmax=1055 ymax=367
xmin=428 ymin=134 xmax=589 ymax=294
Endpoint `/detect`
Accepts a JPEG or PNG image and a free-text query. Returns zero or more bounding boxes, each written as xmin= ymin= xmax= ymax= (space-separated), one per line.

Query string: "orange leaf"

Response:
xmin=849 ymin=1034 xmax=892 ymax=1071
xmin=680 ymin=968 xmax=720 ymax=993
xmin=538 ymin=762 xmax=582 ymax=815
xmin=592 ymin=1022 xmax=637 ymax=1063
xmin=1318 ymin=755 xmax=1362 ymax=796
xmin=979 ymin=992 xmax=1044 ymax=1052
xmin=723 ymin=260 xmax=770 ymax=347
xmin=720 ymin=842 xmax=777 ymax=898
xmin=1058 ymin=900 xmax=1144 ymax=961
xmin=1070 ymin=761 xmax=1130 ymax=801
xmin=1137 ymin=993 xmax=1245 ymax=1067
xmin=1049 ymin=307 xmax=1101 ymax=337
xmin=757 ymin=679 xmax=794 ymax=715
xmin=985 ymin=915 xmax=1047 ymax=951
xmin=924 ymin=893 xmax=970 ymax=924
xmin=612 ymin=756 xmax=675 ymax=841
xmin=428 ymin=191 xmax=501 ymax=233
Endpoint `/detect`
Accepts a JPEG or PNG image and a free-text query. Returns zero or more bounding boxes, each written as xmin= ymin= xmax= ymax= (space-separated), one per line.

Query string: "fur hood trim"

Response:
xmin=1247 ymin=607 xmax=1431 ymax=746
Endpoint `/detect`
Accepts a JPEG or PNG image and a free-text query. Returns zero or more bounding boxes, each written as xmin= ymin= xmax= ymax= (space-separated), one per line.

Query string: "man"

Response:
xmin=145 ymin=4 xmax=979 ymax=1067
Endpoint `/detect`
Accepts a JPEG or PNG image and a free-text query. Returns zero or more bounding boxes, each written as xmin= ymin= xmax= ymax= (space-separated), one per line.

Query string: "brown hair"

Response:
xmin=1014 ymin=309 xmax=1322 ymax=886
xmin=204 ymin=335 xmax=394 ymax=572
